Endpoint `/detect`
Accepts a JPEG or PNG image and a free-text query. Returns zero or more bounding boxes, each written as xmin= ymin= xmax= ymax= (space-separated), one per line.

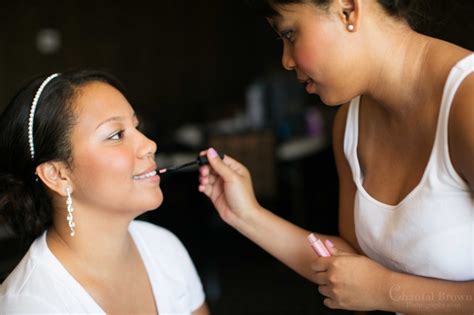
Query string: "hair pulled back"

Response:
xmin=249 ymin=0 xmax=425 ymax=30
xmin=0 ymin=70 xmax=125 ymax=243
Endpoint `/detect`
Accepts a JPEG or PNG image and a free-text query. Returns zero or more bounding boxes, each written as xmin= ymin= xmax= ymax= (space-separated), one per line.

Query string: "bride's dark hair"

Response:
xmin=0 ymin=70 xmax=126 ymax=244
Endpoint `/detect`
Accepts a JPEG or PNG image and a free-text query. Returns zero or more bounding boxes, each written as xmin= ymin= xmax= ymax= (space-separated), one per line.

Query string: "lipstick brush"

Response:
xmin=158 ymin=152 xmax=224 ymax=174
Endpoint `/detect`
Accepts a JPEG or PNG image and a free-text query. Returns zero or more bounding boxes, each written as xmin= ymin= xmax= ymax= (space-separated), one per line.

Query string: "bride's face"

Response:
xmin=68 ymin=81 xmax=162 ymax=216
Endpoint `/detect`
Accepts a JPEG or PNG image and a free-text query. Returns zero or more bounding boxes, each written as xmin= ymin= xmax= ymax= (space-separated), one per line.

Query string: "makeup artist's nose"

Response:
xmin=282 ymin=44 xmax=296 ymax=71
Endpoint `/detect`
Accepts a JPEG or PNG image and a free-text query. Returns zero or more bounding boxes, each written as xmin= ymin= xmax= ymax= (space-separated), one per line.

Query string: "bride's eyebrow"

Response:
xmin=95 ymin=112 xmax=136 ymax=130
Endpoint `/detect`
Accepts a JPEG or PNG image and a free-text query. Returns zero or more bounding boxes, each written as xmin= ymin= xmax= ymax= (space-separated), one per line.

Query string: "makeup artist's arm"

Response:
xmin=198 ymin=107 xmax=359 ymax=281
xmin=192 ymin=303 xmax=210 ymax=315
xmin=332 ymin=104 xmax=365 ymax=254
xmin=199 ymin=154 xmax=354 ymax=280
xmin=311 ymin=245 xmax=474 ymax=314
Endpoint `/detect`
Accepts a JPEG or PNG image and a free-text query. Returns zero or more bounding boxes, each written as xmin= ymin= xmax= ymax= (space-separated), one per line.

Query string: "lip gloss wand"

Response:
xmin=158 ymin=152 xmax=225 ymax=175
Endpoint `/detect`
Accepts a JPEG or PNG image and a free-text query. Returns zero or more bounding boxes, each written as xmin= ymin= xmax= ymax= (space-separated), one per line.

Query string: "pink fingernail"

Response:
xmin=325 ymin=239 xmax=334 ymax=248
xmin=208 ymin=148 xmax=218 ymax=158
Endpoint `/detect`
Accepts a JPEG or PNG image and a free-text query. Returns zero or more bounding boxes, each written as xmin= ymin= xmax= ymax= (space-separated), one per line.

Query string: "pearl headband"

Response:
xmin=28 ymin=73 xmax=60 ymax=160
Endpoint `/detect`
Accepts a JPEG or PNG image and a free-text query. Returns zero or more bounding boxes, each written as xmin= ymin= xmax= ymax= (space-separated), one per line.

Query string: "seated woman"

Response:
xmin=0 ymin=70 xmax=209 ymax=314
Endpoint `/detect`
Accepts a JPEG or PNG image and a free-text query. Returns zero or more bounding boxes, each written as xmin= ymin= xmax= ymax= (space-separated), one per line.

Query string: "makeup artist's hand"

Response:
xmin=198 ymin=148 xmax=261 ymax=226
xmin=310 ymin=241 xmax=391 ymax=311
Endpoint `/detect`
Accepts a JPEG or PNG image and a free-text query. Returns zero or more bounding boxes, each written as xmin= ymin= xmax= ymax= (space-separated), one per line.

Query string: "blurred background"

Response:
xmin=0 ymin=1 xmax=472 ymax=314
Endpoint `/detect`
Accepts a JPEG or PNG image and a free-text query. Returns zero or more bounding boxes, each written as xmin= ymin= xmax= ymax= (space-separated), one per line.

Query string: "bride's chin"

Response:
xmin=144 ymin=192 xmax=164 ymax=211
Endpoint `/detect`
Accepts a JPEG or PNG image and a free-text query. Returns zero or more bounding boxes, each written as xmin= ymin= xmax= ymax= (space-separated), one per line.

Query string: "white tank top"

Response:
xmin=344 ymin=53 xmax=474 ymax=281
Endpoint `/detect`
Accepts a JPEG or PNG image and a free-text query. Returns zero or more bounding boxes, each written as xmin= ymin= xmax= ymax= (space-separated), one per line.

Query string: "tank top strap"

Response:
xmin=343 ymin=96 xmax=363 ymax=185
xmin=431 ymin=53 xmax=474 ymax=189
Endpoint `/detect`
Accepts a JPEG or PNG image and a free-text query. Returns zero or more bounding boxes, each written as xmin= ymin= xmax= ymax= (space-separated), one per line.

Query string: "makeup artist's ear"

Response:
xmin=36 ymin=162 xmax=72 ymax=197
xmin=336 ymin=0 xmax=361 ymax=31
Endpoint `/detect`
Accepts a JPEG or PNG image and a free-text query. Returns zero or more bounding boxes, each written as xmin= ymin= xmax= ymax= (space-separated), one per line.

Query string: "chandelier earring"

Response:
xmin=66 ymin=187 xmax=76 ymax=237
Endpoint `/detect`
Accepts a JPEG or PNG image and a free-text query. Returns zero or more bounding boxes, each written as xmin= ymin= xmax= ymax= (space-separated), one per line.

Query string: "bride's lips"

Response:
xmin=133 ymin=164 xmax=159 ymax=181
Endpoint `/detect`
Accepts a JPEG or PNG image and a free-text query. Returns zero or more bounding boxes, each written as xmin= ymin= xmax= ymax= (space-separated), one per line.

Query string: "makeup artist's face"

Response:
xmin=270 ymin=3 xmax=363 ymax=105
xmin=68 ymin=81 xmax=162 ymax=216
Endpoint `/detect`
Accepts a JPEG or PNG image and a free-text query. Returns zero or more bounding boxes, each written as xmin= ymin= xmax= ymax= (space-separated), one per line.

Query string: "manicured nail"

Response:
xmin=325 ymin=239 xmax=334 ymax=248
xmin=208 ymin=147 xmax=218 ymax=158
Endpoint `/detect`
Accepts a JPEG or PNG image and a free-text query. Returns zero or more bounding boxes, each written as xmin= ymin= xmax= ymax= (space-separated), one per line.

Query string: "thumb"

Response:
xmin=206 ymin=148 xmax=235 ymax=181
xmin=324 ymin=239 xmax=347 ymax=256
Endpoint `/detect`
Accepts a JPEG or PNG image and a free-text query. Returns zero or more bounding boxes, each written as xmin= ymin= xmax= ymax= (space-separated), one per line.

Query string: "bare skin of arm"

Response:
xmin=198 ymin=121 xmax=358 ymax=281
xmin=192 ymin=303 xmax=210 ymax=315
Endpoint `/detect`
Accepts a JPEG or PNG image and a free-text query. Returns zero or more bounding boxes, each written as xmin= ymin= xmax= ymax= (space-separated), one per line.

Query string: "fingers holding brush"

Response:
xmin=198 ymin=148 xmax=261 ymax=226
xmin=199 ymin=165 xmax=218 ymax=187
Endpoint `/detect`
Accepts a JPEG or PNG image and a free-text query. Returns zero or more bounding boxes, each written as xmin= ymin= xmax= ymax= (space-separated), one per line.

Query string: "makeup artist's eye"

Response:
xmin=108 ymin=130 xmax=125 ymax=141
xmin=279 ymin=30 xmax=295 ymax=42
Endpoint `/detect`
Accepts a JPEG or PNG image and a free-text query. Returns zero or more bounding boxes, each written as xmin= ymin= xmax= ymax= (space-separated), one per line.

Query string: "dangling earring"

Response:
xmin=66 ymin=187 xmax=76 ymax=237
xmin=347 ymin=24 xmax=354 ymax=31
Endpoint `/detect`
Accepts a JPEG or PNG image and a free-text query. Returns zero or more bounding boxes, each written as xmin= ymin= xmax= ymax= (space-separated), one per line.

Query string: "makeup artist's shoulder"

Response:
xmin=448 ymin=64 xmax=474 ymax=190
xmin=424 ymin=39 xmax=470 ymax=76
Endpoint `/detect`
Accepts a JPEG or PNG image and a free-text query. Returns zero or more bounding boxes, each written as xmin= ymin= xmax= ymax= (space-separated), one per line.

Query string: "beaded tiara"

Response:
xmin=28 ymin=73 xmax=60 ymax=160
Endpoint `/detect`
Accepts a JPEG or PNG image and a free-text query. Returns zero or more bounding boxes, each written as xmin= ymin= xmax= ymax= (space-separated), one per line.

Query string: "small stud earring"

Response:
xmin=347 ymin=24 xmax=354 ymax=31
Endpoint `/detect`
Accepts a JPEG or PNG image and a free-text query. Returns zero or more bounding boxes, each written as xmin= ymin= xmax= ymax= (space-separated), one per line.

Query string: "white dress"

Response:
xmin=0 ymin=220 xmax=205 ymax=314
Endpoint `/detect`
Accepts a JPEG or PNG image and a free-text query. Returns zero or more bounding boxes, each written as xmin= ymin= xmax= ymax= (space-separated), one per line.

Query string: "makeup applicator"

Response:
xmin=158 ymin=152 xmax=224 ymax=175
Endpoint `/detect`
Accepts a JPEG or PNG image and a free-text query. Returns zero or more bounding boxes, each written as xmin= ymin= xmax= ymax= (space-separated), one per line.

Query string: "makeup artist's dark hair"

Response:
xmin=247 ymin=0 xmax=427 ymax=30
xmin=0 ymin=69 xmax=126 ymax=244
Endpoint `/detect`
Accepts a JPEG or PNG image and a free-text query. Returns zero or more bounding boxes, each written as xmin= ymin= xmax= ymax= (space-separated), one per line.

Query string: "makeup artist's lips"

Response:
xmin=297 ymin=77 xmax=315 ymax=93
xmin=297 ymin=77 xmax=308 ymax=84
xmin=305 ymin=79 xmax=315 ymax=93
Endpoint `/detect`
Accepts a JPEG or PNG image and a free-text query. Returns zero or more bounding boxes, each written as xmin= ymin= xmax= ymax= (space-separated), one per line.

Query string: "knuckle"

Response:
xmin=313 ymin=274 xmax=324 ymax=285
xmin=332 ymin=259 xmax=341 ymax=268
xmin=327 ymin=274 xmax=337 ymax=285
xmin=317 ymin=285 xmax=324 ymax=295
xmin=324 ymin=298 xmax=335 ymax=309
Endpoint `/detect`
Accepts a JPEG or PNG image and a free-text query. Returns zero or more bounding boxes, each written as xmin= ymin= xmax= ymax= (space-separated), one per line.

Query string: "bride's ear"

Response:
xmin=36 ymin=162 xmax=72 ymax=196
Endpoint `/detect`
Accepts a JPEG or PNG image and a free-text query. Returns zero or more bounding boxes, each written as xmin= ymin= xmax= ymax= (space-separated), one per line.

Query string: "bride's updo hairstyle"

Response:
xmin=0 ymin=70 xmax=125 ymax=244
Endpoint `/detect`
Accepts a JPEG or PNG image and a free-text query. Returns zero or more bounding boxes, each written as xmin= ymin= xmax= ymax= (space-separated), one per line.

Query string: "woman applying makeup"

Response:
xmin=198 ymin=0 xmax=473 ymax=313
xmin=0 ymin=70 xmax=209 ymax=314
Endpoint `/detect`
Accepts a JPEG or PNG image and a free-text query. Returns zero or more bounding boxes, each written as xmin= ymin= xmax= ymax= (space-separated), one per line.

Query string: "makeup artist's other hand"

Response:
xmin=198 ymin=148 xmax=261 ymax=226
xmin=311 ymin=241 xmax=391 ymax=311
